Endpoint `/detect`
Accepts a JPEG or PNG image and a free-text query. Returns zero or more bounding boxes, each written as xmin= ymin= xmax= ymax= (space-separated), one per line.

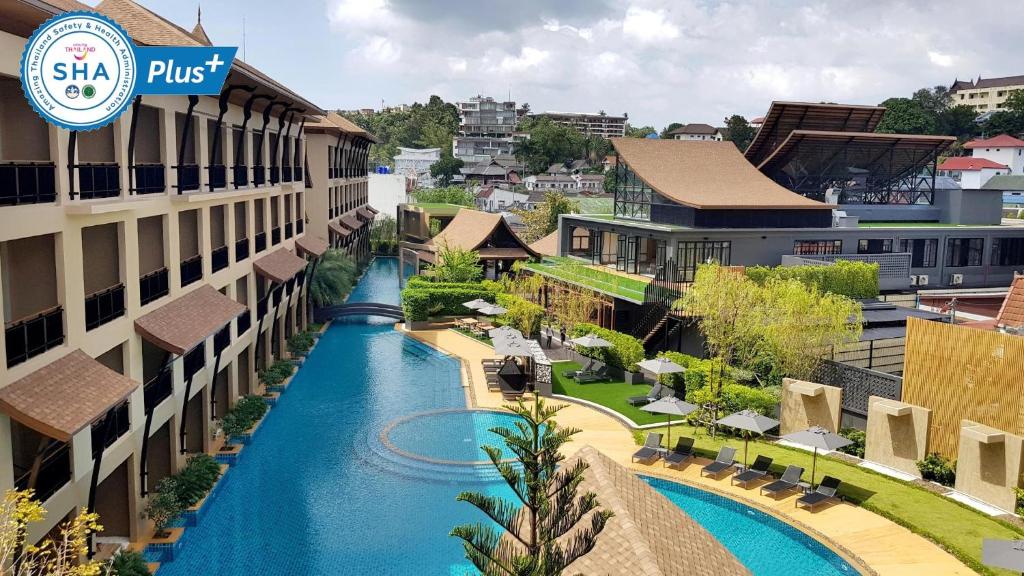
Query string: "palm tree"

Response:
xmin=451 ymin=399 xmax=612 ymax=576
xmin=309 ymin=249 xmax=357 ymax=307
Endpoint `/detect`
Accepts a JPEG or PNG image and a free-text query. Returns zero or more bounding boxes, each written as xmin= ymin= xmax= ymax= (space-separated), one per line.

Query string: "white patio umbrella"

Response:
xmin=641 ymin=396 xmax=698 ymax=450
xmin=462 ymin=298 xmax=489 ymax=310
xmin=714 ymin=410 xmax=780 ymax=467
xmin=781 ymin=426 xmax=852 ymax=488
xmin=636 ymin=357 xmax=685 ymax=376
xmin=477 ymin=304 xmax=508 ymax=316
xmin=983 ymin=539 xmax=1024 ymax=574
xmin=488 ymin=325 xmax=523 ymax=339
xmin=571 ymin=333 xmax=612 ymax=348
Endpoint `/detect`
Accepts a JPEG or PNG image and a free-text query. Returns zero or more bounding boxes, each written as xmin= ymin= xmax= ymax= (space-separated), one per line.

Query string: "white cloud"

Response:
xmin=542 ymin=20 xmax=593 ymax=41
xmin=622 ymin=6 xmax=679 ymax=42
xmin=356 ymin=36 xmax=401 ymax=64
xmin=928 ymin=50 xmax=955 ymax=67
xmin=328 ymin=0 xmax=390 ymax=28
xmin=500 ymin=47 xmax=550 ymax=72
xmin=447 ymin=57 xmax=467 ymax=73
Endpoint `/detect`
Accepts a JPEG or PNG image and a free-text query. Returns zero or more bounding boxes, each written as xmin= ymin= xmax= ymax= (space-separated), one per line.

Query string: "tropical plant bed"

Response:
xmin=551 ymin=361 xmax=664 ymax=426
xmin=450 ymin=327 xmax=493 ymax=346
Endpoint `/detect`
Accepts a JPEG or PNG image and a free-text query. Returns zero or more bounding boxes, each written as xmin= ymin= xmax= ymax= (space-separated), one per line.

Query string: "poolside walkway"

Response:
xmin=403 ymin=326 xmax=975 ymax=576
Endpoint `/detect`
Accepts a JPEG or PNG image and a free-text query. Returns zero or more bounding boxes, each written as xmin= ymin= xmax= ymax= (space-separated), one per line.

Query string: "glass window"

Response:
xmin=675 ymin=241 xmax=731 ymax=283
xmin=946 ymin=238 xmax=984 ymax=267
xmin=612 ymin=162 xmax=652 ymax=221
xmin=793 ymin=240 xmax=842 ymax=255
xmin=858 ymin=239 xmax=893 ymax=254
xmin=992 ymin=237 xmax=1024 ymax=267
xmin=899 ymin=238 xmax=938 ymax=268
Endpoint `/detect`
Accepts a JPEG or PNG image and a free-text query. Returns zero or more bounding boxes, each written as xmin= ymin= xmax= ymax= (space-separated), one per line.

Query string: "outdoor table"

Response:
xmin=462 ymin=318 xmax=479 ymax=325
xmin=797 ymin=481 xmax=812 ymax=494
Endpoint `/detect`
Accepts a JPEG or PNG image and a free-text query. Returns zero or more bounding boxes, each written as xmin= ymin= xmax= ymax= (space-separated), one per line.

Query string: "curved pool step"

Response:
xmin=353 ymin=427 xmax=507 ymax=484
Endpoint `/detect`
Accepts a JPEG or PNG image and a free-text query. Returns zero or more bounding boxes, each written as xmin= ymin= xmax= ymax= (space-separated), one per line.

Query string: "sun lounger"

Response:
xmin=663 ymin=437 xmax=695 ymax=468
xmin=631 ymin=433 xmax=664 ymax=464
xmin=563 ymin=359 xmax=594 ymax=379
xmin=575 ymin=365 xmax=609 ymax=383
xmin=760 ymin=465 xmax=804 ymax=497
xmin=796 ymin=476 xmax=842 ymax=510
xmin=731 ymin=455 xmax=773 ymax=487
xmin=700 ymin=446 xmax=737 ymax=477
xmin=628 ymin=383 xmax=662 ymax=406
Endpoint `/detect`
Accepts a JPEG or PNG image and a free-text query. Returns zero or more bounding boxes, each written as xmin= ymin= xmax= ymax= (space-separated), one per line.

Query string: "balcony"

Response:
xmin=236 ymin=310 xmax=251 ymax=334
xmin=269 ymin=166 xmax=280 ymax=185
xmin=208 ymin=164 xmax=227 ymax=190
xmin=255 ymin=232 xmax=267 ymax=253
xmin=0 ymin=162 xmax=57 ymax=206
xmin=295 ymin=167 xmax=303 ymax=183
xmin=296 ymin=219 xmax=304 ymax=234
xmin=252 ymin=165 xmax=266 ymax=187
xmin=284 ymin=222 xmax=293 ymax=239
xmin=84 ymin=283 xmax=126 ymax=331
xmin=235 ymin=237 xmax=250 ymax=262
xmin=282 ymin=165 xmax=293 ymax=183
xmin=175 ymin=164 xmax=200 ymax=192
xmin=272 ymin=227 xmax=281 ymax=245
xmin=90 ymin=401 xmax=130 ymax=457
xmin=139 ymin=268 xmax=169 ymax=306
xmin=14 ymin=442 xmax=70 ymax=503
xmin=233 ymin=164 xmax=248 ymax=188
xmin=211 ymin=246 xmax=229 ymax=273
xmin=74 ymin=163 xmax=120 ymax=199
xmin=183 ymin=342 xmax=205 ymax=379
xmin=257 ymin=296 xmax=268 ymax=318
xmin=781 ymin=253 xmax=912 ymax=291
xmin=5 ymin=306 xmax=64 ymax=368
xmin=143 ymin=368 xmax=172 ymax=411
xmin=272 ymin=287 xmax=282 ymax=306
xmin=180 ymin=254 xmax=203 ymax=287
xmin=214 ymin=324 xmax=231 ymax=356
xmin=130 ymin=163 xmax=165 ymax=195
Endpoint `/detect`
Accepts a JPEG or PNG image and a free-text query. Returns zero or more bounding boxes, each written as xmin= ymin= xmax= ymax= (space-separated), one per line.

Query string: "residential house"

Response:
xmin=476 ymin=186 xmax=529 ymax=212
xmin=938 ymin=157 xmax=1010 ymax=189
xmin=668 ymin=123 xmax=722 ymax=141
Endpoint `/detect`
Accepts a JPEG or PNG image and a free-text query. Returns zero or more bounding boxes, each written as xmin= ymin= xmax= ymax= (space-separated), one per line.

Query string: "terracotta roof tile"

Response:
xmin=998 ymin=275 xmax=1024 ymax=329
xmin=253 ymin=249 xmax=307 ymax=284
xmin=96 ymin=0 xmax=203 ymax=46
xmin=938 ymin=157 xmax=1008 ymax=171
xmin=135 ymin=285 xmax=246 ymax=355
xmin=964 ymin=135 xmax=1024 ymax=149
xmin=295 ymin=235 xmax=329 ymax=258
xmin=529 ymin=230 xmax=559 ymax=256
xmin=0 ymin=351 xmax=139 ymax=442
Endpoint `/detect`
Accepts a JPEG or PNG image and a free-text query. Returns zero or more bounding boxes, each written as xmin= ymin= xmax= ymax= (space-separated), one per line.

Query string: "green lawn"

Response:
xmin=551 ymin=361 xmax=667 ymax=425
xmin=411 ymin=202 xmax=466 ymax=216
xmin=524 ymin=258 xmax=649 ymax=302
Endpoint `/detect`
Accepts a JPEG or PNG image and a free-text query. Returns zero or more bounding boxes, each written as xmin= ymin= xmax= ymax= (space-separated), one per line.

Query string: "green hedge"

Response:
xmin=222 ymin=395 xmax=270 ymax=438
xmin=401 ymin=277 xmax=499 ymax=322
xmin=745 ymin=260 xmax=879 ymax=299
xmin=569 ymin=323 xmax=644 ymax=372
xmin=495 ymin=293 xmax=544 ymax=337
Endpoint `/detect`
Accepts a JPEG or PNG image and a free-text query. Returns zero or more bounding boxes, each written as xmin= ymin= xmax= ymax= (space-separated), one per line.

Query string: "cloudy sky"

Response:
xmin=127 ymin=0 xmax=1021 ymax=128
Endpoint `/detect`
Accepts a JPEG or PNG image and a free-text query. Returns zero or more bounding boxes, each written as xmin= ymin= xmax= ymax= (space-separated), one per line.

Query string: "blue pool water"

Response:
xmin=155 ymin=257 xmax=862 ymax=575
xmin=645 ymin=476 xmax=860 ymax=576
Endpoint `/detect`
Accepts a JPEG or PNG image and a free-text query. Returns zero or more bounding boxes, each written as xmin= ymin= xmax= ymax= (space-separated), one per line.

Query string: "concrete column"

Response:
xmin=114 ymin=115 xmax=130 ymax=198
xmin=161 ymin=108 xmax=177 ymax=191
xmin=196 ymin=118 xmax=209 ymax=191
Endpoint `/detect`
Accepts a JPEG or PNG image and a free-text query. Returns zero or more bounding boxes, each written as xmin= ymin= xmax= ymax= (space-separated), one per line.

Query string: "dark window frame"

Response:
xmin=793 ymin=239 xmax=842 ymax=255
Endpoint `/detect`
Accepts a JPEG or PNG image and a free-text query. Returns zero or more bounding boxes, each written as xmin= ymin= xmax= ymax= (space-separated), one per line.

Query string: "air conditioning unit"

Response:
xmin=917 ymin=274 xmax=929 ymax=286
xmin=950 ymin=273 xmax=964 ymax=286
xmin=910 ymin=275 xmax=919 ymax=286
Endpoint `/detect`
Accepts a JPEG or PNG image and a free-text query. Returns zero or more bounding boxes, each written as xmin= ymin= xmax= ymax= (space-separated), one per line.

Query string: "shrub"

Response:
xmin=307 ymin=322 xmax=324 ymax=333
xmin=746 ymin=260 xmax=879 ymax=299
xmin=259 ymin=360 xmax=295 ymax=386
xmin=174 ymin=454 xmax=221 ymax=507
xmin=400 ymin=278 xmax=498 ymax=321
xmin=569 ymin=323 xmax=644 ymax=372
xmin=1015 ymin=487 xmax=1024 ymax=516
xmin=222 ymin=395 xmax=270 ymax=438
xmin=287 ymin=332 xmax=316 ymax=355
xmin=309 ymin=249 xmax=358 ymax=307
xmin=109 ymin=550 xmax=151 ymax=576
xmin=917 ymin=452 xmax=956 ymax=486
xmin=838 ymin=427 xmax=866 ymax=459
xmin=495 ymin=293 xmax=544 ymax=337
xmin=688 ymin=382 xmax=778 ymax=417
xmin=145 ymin=478 xmax=183 ymax=535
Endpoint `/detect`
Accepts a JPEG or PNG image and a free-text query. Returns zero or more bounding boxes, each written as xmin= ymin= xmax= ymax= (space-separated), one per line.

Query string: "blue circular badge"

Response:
xmin=20 ymin=11 xmax=137 ymax=131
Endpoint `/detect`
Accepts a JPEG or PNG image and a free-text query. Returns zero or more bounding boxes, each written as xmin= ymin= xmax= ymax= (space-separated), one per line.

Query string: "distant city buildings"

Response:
xmin=393 ymin=147 xmax=441 ymax=188
xmin=667 ymin=123 xmax=724 ymax=141
xmin=526 ymin=111 xmax=627 ymax=138
xmin=453 ymin=95 xmax=524 ymax=163
xmin=950 ymin=75 xmax=1024 ymax=113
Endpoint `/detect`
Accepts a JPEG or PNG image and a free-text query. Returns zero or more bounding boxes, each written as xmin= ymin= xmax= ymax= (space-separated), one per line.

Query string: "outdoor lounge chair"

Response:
xmin=700 ymin=446 xmax=737 ymax=477
xmin=628 ymin=383 xmax=663 ymax=406
xmin=796 ymin=476 xmax=842 ymax=510
xmin=631 ymin=433 xmax=664 ymax=464
xmin=731 ymin=455 xmax=773 ymax=487
xmin=564 ymin=360 xmax=595 ymax=379
xmin=663 ymin=437 xmax=695 ymax=468
xmin=575 ymin=365 xmax=609 ymax=383
xmin=759 ymin=465 xmax=804 ymax=497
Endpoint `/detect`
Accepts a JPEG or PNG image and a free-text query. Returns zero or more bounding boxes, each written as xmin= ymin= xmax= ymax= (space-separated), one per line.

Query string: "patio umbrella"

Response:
xmin=641 ymin=396 xmax=698 ymax=450
xmin=477 ymin=304 xmax=508 ymax=316
xmin=488 ymin=325 xmax=523 ymax=339
xmin=781 ymin=426 xmax=852 ymax=488
xmin=983 ymin=539 xmax=1024 ymax=574
xmin=714 ymin=409 xmax=780 ymax=468
xmin=571 ymin=333 xmax=612 ymax=349
xmin=462 ymin=298 xmax=489 ymax=310
xmin=636 ymin=357 xmax=685 ymax=376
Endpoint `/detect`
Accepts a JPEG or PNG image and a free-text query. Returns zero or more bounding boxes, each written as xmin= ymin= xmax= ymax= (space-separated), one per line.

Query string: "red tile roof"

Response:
xmin=964 ymin=135 xmax=1024 ymax=149
xmin=295 ymin=236 xmax=329 ymax=258
xmin=938 ymin=157 xmax=1009 ymax=171
xmin=998 ymin=275 xmax=1024 ymax=329
xmin=135 ymin=285 xmax=247 ymax=354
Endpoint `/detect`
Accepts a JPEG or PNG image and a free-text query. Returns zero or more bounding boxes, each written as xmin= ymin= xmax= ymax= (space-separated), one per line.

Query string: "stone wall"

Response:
xmin=864 ymin=396 xmax=930 ymax=477
xmin=955 ymin=420 xmax=1024 ymax=513
xmin=780 ymin=378 xmax=842 ymax=435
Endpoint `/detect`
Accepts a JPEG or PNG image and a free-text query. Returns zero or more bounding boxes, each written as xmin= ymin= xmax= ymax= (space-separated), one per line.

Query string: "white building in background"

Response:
xmin=938 ymin=135 xmax=1024 ymax=189
xmin=965 ymin=135 xmax=1024 ymax=174
xmin=475 ymin=185 xmax=529 ymax=212
xmin=393 ymin=147 xmax=441 ymax=188
xmin=369 ymin=173 xmax=409 ymax=220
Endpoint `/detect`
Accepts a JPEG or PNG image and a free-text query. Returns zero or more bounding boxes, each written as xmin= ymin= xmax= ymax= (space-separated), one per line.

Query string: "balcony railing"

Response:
xmin=5 ymin=306 xmax=64 ymax=368
xmin=208 ymin=164 xmax=227 ymax=190
xmin=269 ymin=166 xmax=280 ymax=185
xmin=183 ymin=342 xmax=205 ymax=379
xmin=235 ymin=237 xmax=249 ymax=262
xmin=180 ymin=254 xmax=203 ymax=287
xmin=130 ymin=163 xmax=165 ymax=195
xmin=236 ymin=310 xmax=251 ymax=334
xmin=272 ymin=286 xmax=282 ymax=306
xmin=0 ymin=162 xmax=57 ymax=206
xmin=233 ymin=164 xmax=248 ymax=188
xmin=282 ymin=165 xmax=293 ymax=183
xmin=211 ymin=245 xmax=229 ymax=272
xmin=14 ymin=442 xmax=71 ymax=503
xmin=174 ymin=164 xmax=200 ymax=192
xmin=252 ymin=165 xmax=266 ymax=187
xmin=84 ymin=283 xmax=125 ymax=331
xmin=284 ymin=222 xmax=293 ymax=239
xmin=295 ymin=166 xmax=303 ymax=183
xmin=329 ymin=167 xmax=337 ymax=179
xmin=139 ymin=267 xmax=169 ymax=306
xmin=143 ymin=368 xmax=172 ymax=411
xmin=91 ymin=401 xmax=130 ymax=457
xmin=214 ymin=324 xmax=231 ymax=355
xmin=296 ymin=219 xmax=304 ymax=234
xmin=271 ymin=227 xmax=281 ymax=245
xmin=74 ymin=163 xmax=120 ymax=199
xmin=255 ymin=231 xmax=267 ymax=253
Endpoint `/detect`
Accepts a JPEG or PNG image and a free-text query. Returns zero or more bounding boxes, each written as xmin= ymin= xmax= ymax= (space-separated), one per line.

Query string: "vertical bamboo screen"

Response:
xmin=902 ymin=318 xmax=1024 ymax=459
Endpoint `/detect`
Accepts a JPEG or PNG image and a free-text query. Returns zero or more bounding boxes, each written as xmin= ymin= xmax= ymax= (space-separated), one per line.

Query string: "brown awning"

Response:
xmin=330 ymin=221 xmax=352 ymax=237
xmin=136 ymin=285 xmax=247 ymax=355
xmin=295 ymin=235 xmax=329 ymax=258
xmin=254 ymin=249 xmax=308 ymax=284
xmin=340 ymin=214 xmax=362 ymax=230
xmin=476 ymin=247 xmax=532 ymax=259
xmin=357 ymin=207 xmax=376 ymax=221
xmin=0 ymin=350 xmax=139 ymax=442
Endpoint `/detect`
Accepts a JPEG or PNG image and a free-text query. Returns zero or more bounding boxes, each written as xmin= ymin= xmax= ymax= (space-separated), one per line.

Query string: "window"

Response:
xmin=676 ymin=241 xmax=731 ymax=283
xmin=992 ymin=237 xmax=1024 ymax=267
xmin=857 ymin=238 xmax=893 ymax=254
xmin=899 ymin=238 xmax=938 ymax=268
xmin=946 ymin=238 xmax=984 ymax=267
xmin=612 ymin=162 xmax=652 ymax=221
xmin=793 ymin=240 xmax=842 ymax=255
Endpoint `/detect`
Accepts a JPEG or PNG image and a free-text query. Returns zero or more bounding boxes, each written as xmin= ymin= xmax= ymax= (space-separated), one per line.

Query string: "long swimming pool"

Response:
xmin=155 ymin=257 xmax=860 ymax=575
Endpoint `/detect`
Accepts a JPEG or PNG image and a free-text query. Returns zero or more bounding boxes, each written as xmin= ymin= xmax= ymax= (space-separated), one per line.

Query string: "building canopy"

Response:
xmin=744 ymin=101 xmax=886 ymax=166
xmin=135 ymin=285 xmax=247 ymax=355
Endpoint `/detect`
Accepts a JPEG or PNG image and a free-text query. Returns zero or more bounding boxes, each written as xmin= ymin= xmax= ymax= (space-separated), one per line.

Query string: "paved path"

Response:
xmin=403 ymin=326 xmax=975 ymax=576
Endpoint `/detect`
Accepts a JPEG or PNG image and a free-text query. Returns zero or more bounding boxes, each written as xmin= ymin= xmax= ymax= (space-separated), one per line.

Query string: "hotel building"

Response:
xmin=0 ymin=0 xmax=375 ymax=549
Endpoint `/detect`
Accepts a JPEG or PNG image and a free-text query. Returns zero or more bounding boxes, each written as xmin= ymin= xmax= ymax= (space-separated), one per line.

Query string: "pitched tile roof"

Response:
xmin=669 ymin=123 xmax=717 ymax=135
xmin=295 ymin=235 xmax=329 ymax=258
xmin=529 ymin=230 xmax=559 ymax=256
xmin=329 ymin=221 xmax=352 ymax=237
xmin=952 ymin=75 xmax=1024 ymax=90
xmin=135 ymin=285 xmax=247 ymax=355
xmin=0 ymin=351 xmax=139 ymax=442
xmin=253 ymin=249 xmax=307 ymax=283
xmin=998 ymin=274 xmax=1024 ymax=329
xmin=340 ymin=214 xmax=362 ymax=230
xmin=964 ymin=134 xmax=1024 ymax=149
xmin=938 ymin=157 xmax=1008 ymax=171
xmin=611 ymin=138 xmax=831 ymax=210
xmin=357 ymin=207 xmax=376 ymax=221
xmin=426 ymin=209 xmax=537 ymax=257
